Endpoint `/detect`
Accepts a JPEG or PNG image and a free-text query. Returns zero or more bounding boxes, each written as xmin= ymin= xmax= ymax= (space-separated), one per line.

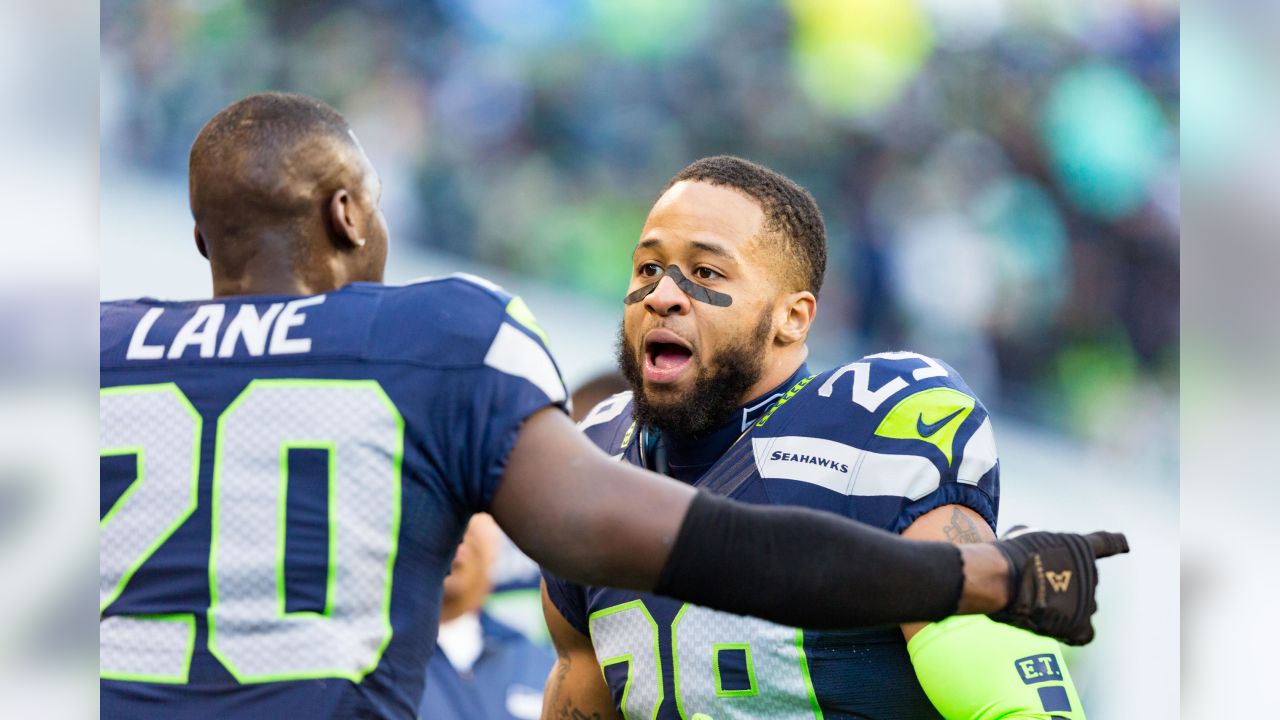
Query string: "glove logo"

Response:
xmin=1046 ymin=570 xmax=1072 ymax=592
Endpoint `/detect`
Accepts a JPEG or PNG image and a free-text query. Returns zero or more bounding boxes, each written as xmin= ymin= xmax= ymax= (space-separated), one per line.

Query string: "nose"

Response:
xmin=644 ymin=274 xmax=688 ymax=317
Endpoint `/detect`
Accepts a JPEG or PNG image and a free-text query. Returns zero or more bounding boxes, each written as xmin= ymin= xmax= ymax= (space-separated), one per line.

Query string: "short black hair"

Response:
xmin=665 ymin=155 xmax=827 ymax=298
xmin=189 ymin=92 xmax=356 ymax=224
xmin=190 ymin=92 xmax=352 ymax=171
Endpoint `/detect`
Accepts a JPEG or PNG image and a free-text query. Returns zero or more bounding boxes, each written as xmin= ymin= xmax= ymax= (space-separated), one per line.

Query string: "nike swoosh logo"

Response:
xmin=916 ymin=408 xmax=964 ymax=438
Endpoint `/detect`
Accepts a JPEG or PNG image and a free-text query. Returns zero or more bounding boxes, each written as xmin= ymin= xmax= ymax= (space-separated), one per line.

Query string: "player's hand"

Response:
xmin=987 ymin=526 xmax=1129 ymax=646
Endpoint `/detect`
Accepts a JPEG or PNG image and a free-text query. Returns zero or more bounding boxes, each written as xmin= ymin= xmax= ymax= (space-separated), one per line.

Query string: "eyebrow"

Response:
xmin=636 ymin=237 xmax=738 ymax=263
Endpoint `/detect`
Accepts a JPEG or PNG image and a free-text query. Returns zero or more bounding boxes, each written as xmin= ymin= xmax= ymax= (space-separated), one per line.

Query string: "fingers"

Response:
xmin=1085 ymin=531 xmax=1129 ymax=558
xmin=1000 ymin=524 xmax=1033 ymax=540
xmin=1064 ymin=623 xmax=1095 ymax=647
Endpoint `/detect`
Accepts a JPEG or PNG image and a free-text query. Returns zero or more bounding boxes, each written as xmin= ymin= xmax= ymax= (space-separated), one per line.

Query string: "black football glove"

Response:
xmin=988 ymin=526 xmax=1129 ymax=646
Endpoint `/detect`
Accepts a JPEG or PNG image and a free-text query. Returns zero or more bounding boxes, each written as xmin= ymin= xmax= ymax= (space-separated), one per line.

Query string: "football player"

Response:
xmin=543 ymin=156 xmax=1098 ymax=718
xmin=100 ymin=96 xmax=1123 ymax=719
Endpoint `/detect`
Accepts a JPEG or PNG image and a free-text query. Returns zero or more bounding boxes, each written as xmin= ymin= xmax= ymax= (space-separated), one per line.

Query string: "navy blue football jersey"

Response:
xmin=100 ymin=275 xmax=567 ymax=720
xmin=546 ymin=352 xmax=1000 ymax=719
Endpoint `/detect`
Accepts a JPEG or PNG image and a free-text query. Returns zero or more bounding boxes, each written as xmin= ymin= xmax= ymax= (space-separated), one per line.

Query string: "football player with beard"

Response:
xmin=542 ymin=156 xmax=1090 ymax=719
xmin=101 ymin=95 xmax=1119 ymax=720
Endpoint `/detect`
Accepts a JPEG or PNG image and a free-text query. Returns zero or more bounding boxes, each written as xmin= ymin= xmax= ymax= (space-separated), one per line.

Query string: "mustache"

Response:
xmin=632 ymin=325 xmax=698 ymax=358
xmin=614 ymin=310 xmax=771 ymax=437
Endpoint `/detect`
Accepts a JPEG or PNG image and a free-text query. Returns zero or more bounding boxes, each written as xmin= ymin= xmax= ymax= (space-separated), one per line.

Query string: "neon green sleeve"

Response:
xmin=907 ymin=615 xmax=1085 ymax=719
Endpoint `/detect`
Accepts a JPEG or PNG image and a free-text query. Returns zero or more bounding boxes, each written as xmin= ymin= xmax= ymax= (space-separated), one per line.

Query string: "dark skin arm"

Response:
xmin=540 ymin=581 xmax=622 ymax=720
xmin=489 ymin=408 xmax=1011 ymax=615
xmin=490 ymin=408 xmax=696 ymax=592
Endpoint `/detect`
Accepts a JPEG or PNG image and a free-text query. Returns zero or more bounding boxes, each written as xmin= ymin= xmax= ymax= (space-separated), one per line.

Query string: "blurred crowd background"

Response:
xmin=101 ymin=0 xmax=1178 ymax=445
xmin=99 ymin=0 xmax=1179 ymax=716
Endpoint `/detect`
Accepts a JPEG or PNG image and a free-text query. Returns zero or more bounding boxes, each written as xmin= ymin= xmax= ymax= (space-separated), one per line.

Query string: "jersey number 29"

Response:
xmin=590 ymin=602 xmax=822 ymax=719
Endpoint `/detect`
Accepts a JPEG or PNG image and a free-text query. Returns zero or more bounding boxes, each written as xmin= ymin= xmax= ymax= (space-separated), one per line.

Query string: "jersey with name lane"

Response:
xmin=545 ymin=352 xmax=1000 ymax=719
xmin=99 ymin=275 xmax=567 ymax=720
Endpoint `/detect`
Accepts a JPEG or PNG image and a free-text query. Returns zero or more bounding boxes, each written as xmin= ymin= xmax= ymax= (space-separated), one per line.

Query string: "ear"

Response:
xmin=327 ymin=189 xmax=367 ymax=249
xmin=774 ymin=290 xmax=816 ymax=345
xmin=194 ymin=225 xmax=208 ymax=259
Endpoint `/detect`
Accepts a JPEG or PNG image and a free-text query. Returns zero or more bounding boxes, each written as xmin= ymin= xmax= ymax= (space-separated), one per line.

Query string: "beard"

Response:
xmin=617 ymin=309 xmax=772 ymax=438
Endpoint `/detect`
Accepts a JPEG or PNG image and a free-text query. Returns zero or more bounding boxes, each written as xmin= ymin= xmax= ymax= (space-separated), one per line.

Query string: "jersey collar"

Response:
xmin=660 ymin=363 xmax=810 ymax=482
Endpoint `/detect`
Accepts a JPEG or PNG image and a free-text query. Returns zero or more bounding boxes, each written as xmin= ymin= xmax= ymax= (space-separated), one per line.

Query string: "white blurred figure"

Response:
xmin=420 ymin=514 xmax=555 ymax=720
xmin=0 ymin=0 xmax=97 ymax=718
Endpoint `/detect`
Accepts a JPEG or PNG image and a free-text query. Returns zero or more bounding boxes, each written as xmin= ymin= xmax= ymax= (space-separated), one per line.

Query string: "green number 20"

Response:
xmin=589 ymin=602 xmax=825 ymax=719
xmin=100 ymin=380 xmax=403 ymax=685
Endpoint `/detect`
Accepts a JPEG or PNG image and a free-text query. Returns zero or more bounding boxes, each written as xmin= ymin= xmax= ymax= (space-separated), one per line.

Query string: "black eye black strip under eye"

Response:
xmin=622 ymin=264 xmax=733 ymax=307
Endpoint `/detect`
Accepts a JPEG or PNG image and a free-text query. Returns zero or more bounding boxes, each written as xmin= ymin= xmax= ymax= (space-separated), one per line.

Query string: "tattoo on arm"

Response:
xmin=554 ymin=702 xmax=607 ymax=720
xmin=545 ymin=653 xmax=571 ymax=713
xmin=545 ymin=651 xmax=609 ymax=720
xmin=941 ymin=506 xmax=983 ymax=544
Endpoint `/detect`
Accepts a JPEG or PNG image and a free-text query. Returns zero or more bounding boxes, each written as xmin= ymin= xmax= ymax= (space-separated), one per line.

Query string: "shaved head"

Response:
xmin=189 ymin=92 xmax=388 ymax=297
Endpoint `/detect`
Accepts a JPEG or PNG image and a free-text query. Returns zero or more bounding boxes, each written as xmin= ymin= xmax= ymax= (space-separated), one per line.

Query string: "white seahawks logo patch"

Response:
xmin=752 ymin=436 xmax=860 ymax=494
xmin=752 ymin=435 xmax=943 ymax=500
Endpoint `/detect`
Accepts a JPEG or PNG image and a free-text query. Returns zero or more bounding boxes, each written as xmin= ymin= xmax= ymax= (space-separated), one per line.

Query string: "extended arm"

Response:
xmin=492 ymin=408 xmax=992 ymax=625
xmin=490 ymin=408 xmax=1125 ymax=642
xmin=540 ymin=582 xmax=623 ymax=720
xmin=903 ymin=506 xmax=1085 ymax=719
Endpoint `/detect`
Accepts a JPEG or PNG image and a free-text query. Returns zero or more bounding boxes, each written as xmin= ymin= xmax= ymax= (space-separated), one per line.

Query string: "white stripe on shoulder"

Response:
xmin=752 ymin=435 xmax=941 ymax=500
xmin=483 ymin=323 xmax=567 ymax=403
xmin=957 ymin=417 xmax=997 ymax=485
xmin=752 ymin=436 xmax=859 ymax=495
xmin=443 ymin=272 xmax=506 ymax=294
xmin=855 ymin=451 xmax=941 ymax=500
xmin=399 ymin=274 xmax=450 ymax=288
xmin=400 ymin=272 xmax=507 ymax=294
xmin=577 ymin=391 xmax=633 ymax=431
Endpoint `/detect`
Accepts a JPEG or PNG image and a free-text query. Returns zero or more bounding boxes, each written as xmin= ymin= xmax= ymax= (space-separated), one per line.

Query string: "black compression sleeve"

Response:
xmin=653 ymin=491 xmax=966 ymax=629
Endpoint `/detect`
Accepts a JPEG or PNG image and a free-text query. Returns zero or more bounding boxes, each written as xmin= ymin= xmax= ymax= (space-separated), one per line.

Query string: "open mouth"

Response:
xmin=643 ymin=330 xmax=694 ymax=384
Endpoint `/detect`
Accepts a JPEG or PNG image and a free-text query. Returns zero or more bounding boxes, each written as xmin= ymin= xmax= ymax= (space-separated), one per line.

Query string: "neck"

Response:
xmin=212 ymin=274 xmax=323 ymax=298
xmin=440 ymin=593 xmax=483 ymax=624
xmin=206 ymin=221 xmax=365 ymax=298
xmin=738 ymin=345 xmax=807 ymax=406
xmin=212 ymin=258 xmax=374 ymax=298
xmin=659 ymin=359 xmax=810 ymax=482
xmin=440 ymin=597 xmax=463 ymax=624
